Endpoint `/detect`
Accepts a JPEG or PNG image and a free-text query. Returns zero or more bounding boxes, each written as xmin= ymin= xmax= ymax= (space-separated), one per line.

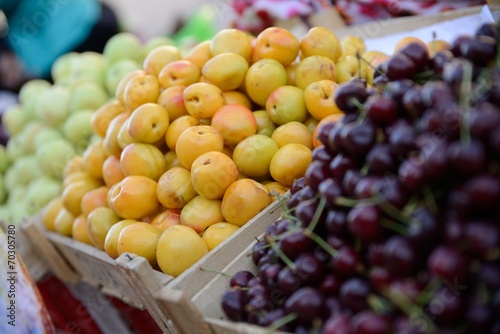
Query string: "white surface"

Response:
xmin=364 ymin=5 xmax=495 ymax=53
xmin=101 ymin=0 xmax=216 ymax=41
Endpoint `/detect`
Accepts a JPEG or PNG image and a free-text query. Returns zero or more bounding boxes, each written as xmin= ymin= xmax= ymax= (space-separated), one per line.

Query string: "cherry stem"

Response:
xmin=354 ymin=238 xmax=361 ymax=254
xmin=381 ymin=218 xmax=407 ymax=236
xmin=276 ymin=192 xmax=293 ymax=216
xmin=266 ymin=234 xmax=296 ymax=270
xmin=265 ymin=312 xmax=298 ymax=334
xmin=356 ymin=50 xmax=362 ymax=80
xmin=376 ymin=197 xmax=411 ymax=224
xmin=422 ymin=185 xmax=438 ymax=214
xmin=472 ymin=68 xmax=492 ymax=101
xmin=358 ymin=52 xmax=385 ymax=76
xmin=303 ymin=229 xmax=338 ymax=257
xmin=367 ymin=294 xmax=393 ymax=314
xmin=402 ymin=195 xmax=418 ymax=217
xmin=280 ymin=197 xmax=301 ymax=224
xmin=431 ymin=31 xmax=437 ymax=56
xmin=306 ymin=196 xmax=326 ymax=233
xmin=476 ymin=282 xmax=490 ymax=305
xmin=459 ymin=60 xmax=473 ymax=144
xmin=385 ymin=290 xmax=438 ymax=334
xmin=199 ymin=267 xmax=233 ymax=277
xmin=360 ymin=161 xmax=370 ymax=175
xmin=414 ymin=69 xmax=437 ymax=84
xmin=351 ymin=97 xmax=366 ymax=112
xmin=334 ymin=196 xmax=371 ymax=208
xmin=357 ymin=108 xmax=369 ymax=124
xmin=415 ymin=277 xmax=441 ymax=307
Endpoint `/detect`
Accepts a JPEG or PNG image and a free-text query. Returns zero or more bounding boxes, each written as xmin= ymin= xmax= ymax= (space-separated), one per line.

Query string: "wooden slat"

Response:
xmin=20 ymin=214 xmax=79 ymax=284
xmin=207 ymin=318 xmax=286 ymax=334
xmin=45 ymin=231 xmax=144 ymax=309
xmin=191 ymin=237 xmax=258 ymax=327
xmin=15 ymin=221 xmax=50 ymax=281
xmin=116 ymin=252 xmax=176 ymax=333
xmin=155 ymin=287 xmax=213 ymax=334
xmin=304 ymin=5 xmax=484 ymax=40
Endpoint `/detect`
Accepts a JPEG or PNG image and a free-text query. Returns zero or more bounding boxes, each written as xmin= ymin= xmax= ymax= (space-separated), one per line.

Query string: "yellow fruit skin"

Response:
xmin=42 ymin=197 xmax=64 ymax=231
xmin=221 ymin=178 xmax=272 ymax=226
xmin=202 ymin=222 xmax=239 ymax=251
xmin=104 ymin=219 xmax=138 ymax=259
xmin=270 ymin=143 xmax=312 ymax=186
xmin=156 ymin=225 xmax=208 ymax=277
xmin=117 ymin=222 xmax=162 ymax=267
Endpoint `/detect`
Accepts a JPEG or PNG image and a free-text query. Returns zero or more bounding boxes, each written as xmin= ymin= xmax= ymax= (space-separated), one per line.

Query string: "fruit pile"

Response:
xmin=36 ymin=25 xmax=398 ymax=278
xmin=0 ymin=33 xmax=175 ymax=224
xmin=222 ymin=22 xmax=500 ymax=333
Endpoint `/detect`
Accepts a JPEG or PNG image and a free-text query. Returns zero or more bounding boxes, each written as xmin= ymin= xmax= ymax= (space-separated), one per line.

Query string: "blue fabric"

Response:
xmin=0 ymin=0 xmax=100 ymax=77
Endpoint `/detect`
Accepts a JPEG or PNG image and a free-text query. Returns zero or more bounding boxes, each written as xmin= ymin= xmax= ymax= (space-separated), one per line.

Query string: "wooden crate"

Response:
xmin=25 ymin=196 xmax=284 ymax=333
xmin=23 ymin=213 xmax=178 ymax=333
xmin=155 ymin=199 xmax=285 ymax=334
xmin=44 ymin=229 xmax=176 ymax=333
xmin=20 ymin=214 xmax=80 ymax=284
xmin=16 ymin=222 xmax=51 ymax=282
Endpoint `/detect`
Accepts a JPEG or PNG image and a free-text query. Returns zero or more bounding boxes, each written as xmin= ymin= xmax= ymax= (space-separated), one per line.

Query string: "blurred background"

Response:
xmin=101 ymin=0 xmax=220 ymax=41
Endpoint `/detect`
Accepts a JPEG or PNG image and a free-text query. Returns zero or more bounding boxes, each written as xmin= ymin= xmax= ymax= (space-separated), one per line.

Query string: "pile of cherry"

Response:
xmin=221 ymin=22 xmax=500 ymax=334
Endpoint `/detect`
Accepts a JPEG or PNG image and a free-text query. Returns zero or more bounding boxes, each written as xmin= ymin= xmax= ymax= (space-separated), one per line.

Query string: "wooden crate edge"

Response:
xmin=20 ymin=214 xmax=80 ymax=284
xmin=45 ymin=230 xmax=146 ymax=309
xmin=156 ymin=238 xmax=266 ymax=334
xmin=298 ymin=5 xmax=484 ymax=40
xmin=116 ymin=253 xmax=176 ymax=333
xmin=155 ymin=286 xmax=212 ymax=334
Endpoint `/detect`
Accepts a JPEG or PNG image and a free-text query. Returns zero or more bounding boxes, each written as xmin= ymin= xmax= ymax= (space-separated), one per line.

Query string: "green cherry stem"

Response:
xmin=459 ymin=60 xmax=473 ymax=144
xmin=386 ymin=290 xmax=438 ymax=334
xmin=356 ymin=50 xmax=363 ymax=80
xmin=402 ymin=195 xmax=418 ymax=217
xmin=422 ymin=184 xmax=438 ymax=214
xmin=367 ymin=294 xmax=393 ymax=314
xmin=199 ymin=267 xmax=233 ymax=277
xmin=266 ymin=234 xmax=296 ymax=270
xmin=303 ymin=229 xmax=338 ymax=257
xmin=376 ymin=197 xmax=411 ymax=224
xmin=380 ymin=219 xmax=407 ymax=236
xmin=265 ymin=312 xmax=298 ymax=334
xmin=360 ymin=161 xmax=370 ymax=175
xmin=351 ymin=98 xmax=366 ymax=112
xmin=415 ymin=276 xmax=441 ymax=307
xmin=358 ymin=52 xmax=385 ymax=76
xmin=306 ymin=196 xmax=326 ymax=233
xmin=431 ymin=31 xmax=437 ymax=57
xmin=334 ymin=196 xmax=370 ymax=208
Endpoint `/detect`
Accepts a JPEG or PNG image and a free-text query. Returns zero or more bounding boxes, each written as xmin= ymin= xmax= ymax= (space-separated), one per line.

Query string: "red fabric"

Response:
xmin=37 ymin=275 xmax=164 ymax=334
xmin=110 ymin=298 xmax=163 ymax=334
xmin=37 ymin=275 xmax=102 ymax=334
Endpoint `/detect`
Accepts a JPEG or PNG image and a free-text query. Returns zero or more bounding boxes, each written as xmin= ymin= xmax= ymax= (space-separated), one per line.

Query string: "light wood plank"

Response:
xmin=156 ymin=287 xmax=213 ymax=334
xmin=20 ymin=214 xmax=79 ymax=284
xmin=116 ymin=252 xmax=176 ymax=333
xmin=45 ymin=231 xmax=145 ymax=309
